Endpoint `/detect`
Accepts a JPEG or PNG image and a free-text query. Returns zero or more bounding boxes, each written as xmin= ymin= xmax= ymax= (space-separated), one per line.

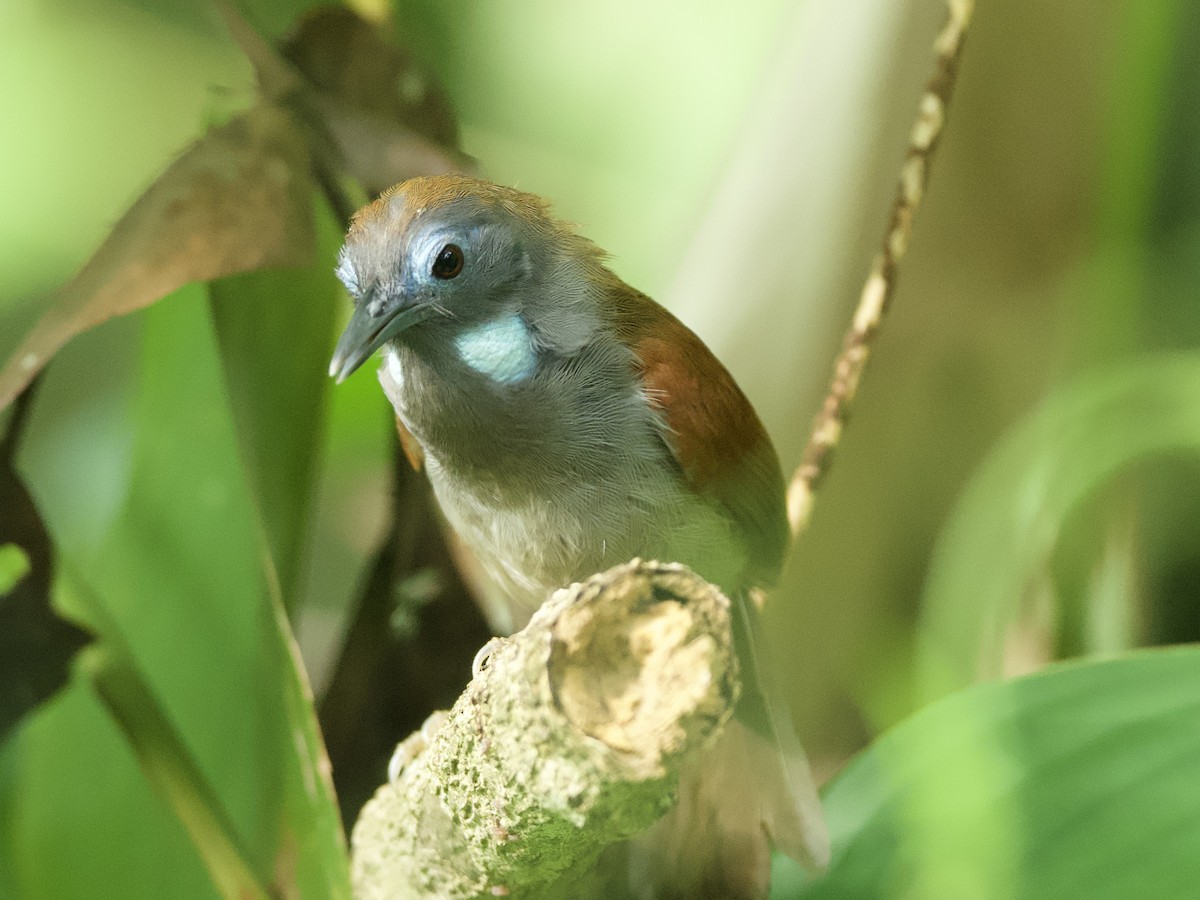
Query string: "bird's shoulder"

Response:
xmin=605 ymin=287 xmax=789 ymax=587
xmin=394 ymin=415 xmax=425 ymax=471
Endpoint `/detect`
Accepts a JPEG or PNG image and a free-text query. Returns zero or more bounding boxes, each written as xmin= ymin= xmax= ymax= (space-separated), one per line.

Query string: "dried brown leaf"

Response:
xmin=306 ymin=105 xmax=471 ymax=196
xmin=281 ymin=6 xmax=458 ymax=148
xmin=0 ymin=104 xmax=314 ymax=411
xmin=211 ymin=0 xmax=302 ymax=102
xmin=280 ymin=6 xmax=473 ymax=195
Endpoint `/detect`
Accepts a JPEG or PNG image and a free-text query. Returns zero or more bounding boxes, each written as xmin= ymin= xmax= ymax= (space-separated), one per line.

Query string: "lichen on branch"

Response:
xmin=350 ymin=560 xmax=739 ymax=899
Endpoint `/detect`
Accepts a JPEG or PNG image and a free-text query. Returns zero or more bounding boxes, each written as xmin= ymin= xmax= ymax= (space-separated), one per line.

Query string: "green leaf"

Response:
xmin=917 ymin=355 xmax=1200 ymax=698
xmin=775 ymin=646 xmax=1200 ymax=899
xmin=1081 ymin=0 xmax=1182 ymax=360
xmin=72 ymin=589 xmax=270 ymax=900
xmin=209 ymin=198 xmax=342 ymax=601
xmin=1 ymin=677 xmax=220 ymax=900
xmin=2 ymin=312 xmax=217 ymax=900
xmin=0 ymin=543 xmax=30 ymax=594
xmin=5 ymin=285 xmax=349 ymax=899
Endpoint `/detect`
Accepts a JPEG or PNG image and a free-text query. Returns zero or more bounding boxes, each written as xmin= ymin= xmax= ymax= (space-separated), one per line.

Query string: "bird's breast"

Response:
xmin=379 ymin=341 xmax=747 ymax=630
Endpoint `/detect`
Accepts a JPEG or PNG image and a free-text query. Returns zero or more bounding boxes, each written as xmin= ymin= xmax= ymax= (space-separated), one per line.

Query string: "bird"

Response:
xmin=329 ymin=174 xmax=828 ymax=898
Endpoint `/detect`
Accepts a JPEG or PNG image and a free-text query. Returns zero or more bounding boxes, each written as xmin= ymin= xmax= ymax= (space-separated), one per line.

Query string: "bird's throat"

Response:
xmin=452 ymin=313 xmax=537 ymax=385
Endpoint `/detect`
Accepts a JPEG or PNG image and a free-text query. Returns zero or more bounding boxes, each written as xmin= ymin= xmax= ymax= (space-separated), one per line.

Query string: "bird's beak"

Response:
xmin=328 ymin=289 xmax=434 ymax=383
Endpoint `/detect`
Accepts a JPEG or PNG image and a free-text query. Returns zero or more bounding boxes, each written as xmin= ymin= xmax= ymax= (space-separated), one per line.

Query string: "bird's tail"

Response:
xmin=628 ymin=591 xmax=829 ymax=898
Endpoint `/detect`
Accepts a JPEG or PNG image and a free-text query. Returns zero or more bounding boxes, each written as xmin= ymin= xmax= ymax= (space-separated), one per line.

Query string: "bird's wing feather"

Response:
xmin=610 ymin=293 xmax=829 ymax=893
xmin=610 ymin=288 xmax=789 ymax=589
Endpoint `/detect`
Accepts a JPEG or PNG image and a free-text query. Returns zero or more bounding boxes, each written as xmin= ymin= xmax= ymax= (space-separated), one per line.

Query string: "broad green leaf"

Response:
xmin=775 ymin=646 xmax=1200 ymax=899
xmin=1 ymin=677 xmax=219 ymax=899
xmin=209 ymin=198 xmax=342 ymax=601
xmin=0 ymin=313 xmax=216 ymax=899
xmin=5 ymin=285 xmax=349 ymax=899
xmin=918 ymin=355 xmax=1200 ymax=698
xmin=71 ymin=582 xmax=269 ymax=900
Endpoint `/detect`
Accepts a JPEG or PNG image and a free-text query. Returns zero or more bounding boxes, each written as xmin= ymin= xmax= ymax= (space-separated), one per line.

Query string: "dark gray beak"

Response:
xmin=328 ymin=290 xmax=434 ymax=383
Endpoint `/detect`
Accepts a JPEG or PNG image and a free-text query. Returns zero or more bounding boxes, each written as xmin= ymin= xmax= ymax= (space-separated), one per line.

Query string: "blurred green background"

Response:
xmin=3 ymin=0 xmax=1200 ymax=897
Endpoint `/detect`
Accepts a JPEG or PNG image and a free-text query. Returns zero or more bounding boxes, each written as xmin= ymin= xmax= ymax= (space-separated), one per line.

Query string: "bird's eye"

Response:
xmin=431 ymin=243 xmax=464 ymax=280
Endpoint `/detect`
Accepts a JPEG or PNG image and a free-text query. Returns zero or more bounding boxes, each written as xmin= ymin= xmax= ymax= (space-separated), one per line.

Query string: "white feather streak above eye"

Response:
xmin=454 ymin=314 xmax=537 ymax=385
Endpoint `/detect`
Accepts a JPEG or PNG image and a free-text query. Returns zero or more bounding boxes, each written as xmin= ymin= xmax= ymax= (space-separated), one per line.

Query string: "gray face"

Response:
xmin=329 ymin=199 xmax=537 ymax=382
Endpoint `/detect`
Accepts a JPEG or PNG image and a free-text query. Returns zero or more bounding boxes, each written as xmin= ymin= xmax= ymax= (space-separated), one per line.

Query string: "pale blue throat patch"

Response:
xmin=454 ymin=313 xmax=537 ymax=385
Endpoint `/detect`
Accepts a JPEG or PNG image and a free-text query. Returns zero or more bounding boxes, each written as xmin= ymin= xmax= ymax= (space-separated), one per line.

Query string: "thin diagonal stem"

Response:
xmin=787 ymin=0 xmax=975 ymax=538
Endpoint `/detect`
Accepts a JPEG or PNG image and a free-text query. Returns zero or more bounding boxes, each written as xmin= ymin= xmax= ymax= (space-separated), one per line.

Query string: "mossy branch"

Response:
xmin=349 ymin=560 xmax=739 ymax=899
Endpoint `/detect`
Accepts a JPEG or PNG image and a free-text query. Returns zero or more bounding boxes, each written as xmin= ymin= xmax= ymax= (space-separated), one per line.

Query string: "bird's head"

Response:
xmin=329 ymin=175 xmax=607 ymax=383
